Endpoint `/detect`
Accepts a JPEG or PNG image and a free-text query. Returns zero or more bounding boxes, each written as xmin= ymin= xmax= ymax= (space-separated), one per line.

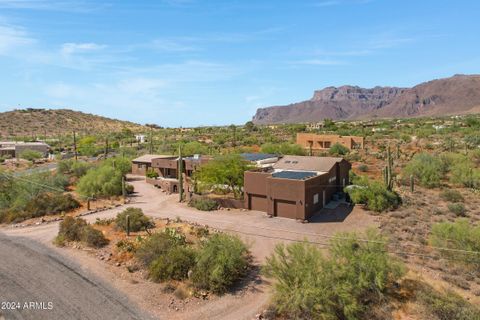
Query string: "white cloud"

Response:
xmin=61 ymin=42 xmax=106 ymax=56
xmin=0 ymin=23 xmax=35 ymax=55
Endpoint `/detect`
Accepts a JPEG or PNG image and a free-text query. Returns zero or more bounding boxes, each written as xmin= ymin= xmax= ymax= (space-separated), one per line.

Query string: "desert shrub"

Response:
xmin=417 ymin=285 xmax=480 ymax=320
xmin=263 ymin=230 xmax=404 ymax=319
xmin=357 ymin=164 xmax=368 ymax=172
xmin=449 ymin=159 xmax=480 ymax=189
xmin=70 ymin=161 xmax=93 ymax=178
xmin=125 ymin=183 xmax=134 ymax=194
xmin=403 ymin=153 xmax=445 ymax=188
xmin=103 ymin=157 xmax=132 ymax=176
xmin=447 ymin=203 xmax=467 ymax=216
xmin=23 ymin=192 xmax=80 ymax=218
xmin=135 ymin=232 xmax=178 ymax=266
xmin=189 ymin=197 xmax=218 ymax=211
xmin=260 ymin=142 xmax=306 ymax=156
xmin=57 ymin=159 xmax=74 ymax=174
xmin=82 ymin=225 xmax=109 ymax=248
xmin=56 ymin=216 xmax=108 ymax=248
xmin=346 ymin=177 xmax=401 ymax=212
xmin=329 ymin=142 xmax=349 ymax=155
xmin=164 ymin=228 xmax=187 ymax=245
xmin=429 ymin=219 xmax=480 ymax=264
xmin=148 ymin=246 xmax=197 ymax=282
xmin=146 ymin=169 xmax=159 ymax=179
xmin=440 ymin=189 xmax=464 ymax=203
xmin=191 ymin=233 xmax=249 ymax=294
xmin=115 ymin=208 xmax=154 ymax=232
xmin=19 ymin=149 xmax=43 ymax=161
xmin=58 ymin=216 xmax=88 ymax=242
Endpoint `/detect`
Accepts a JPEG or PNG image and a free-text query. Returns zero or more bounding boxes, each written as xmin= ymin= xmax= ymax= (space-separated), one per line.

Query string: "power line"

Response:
xmin=0 ymin=172 xmax=66 ymax=193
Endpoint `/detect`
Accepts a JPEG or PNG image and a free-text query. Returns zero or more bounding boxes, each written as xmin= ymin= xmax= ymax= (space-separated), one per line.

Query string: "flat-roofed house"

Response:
xmin=296 ymin=133 xmax=364 ymax=155
xmin=0 ymin=141 xmax=50 ymax=159
xmin=244 ymin=155 xmax=351 ymax=220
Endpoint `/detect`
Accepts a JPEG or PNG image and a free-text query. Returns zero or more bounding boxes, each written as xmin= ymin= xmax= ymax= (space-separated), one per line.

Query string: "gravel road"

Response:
xmin=0 ymin=234 xmax=153 ymax=320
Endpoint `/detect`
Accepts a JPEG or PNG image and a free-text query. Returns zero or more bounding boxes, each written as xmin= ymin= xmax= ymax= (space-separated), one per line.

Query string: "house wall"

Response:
xmin=296 ymin=133 xmax=364 ymax=154
xmin=132 ymin=162 xmax=150 ymax=175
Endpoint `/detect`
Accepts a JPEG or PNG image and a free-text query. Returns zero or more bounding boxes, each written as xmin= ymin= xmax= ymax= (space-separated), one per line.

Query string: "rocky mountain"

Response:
xmin=0 ymin=108 xmax=147 ymax=138
xmin=252 ymin=75 xmax=480 ymax=124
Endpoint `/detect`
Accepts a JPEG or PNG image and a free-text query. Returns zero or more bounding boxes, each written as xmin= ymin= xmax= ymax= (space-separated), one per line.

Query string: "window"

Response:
xmin=313 ymin=193 xmax=319 ymax=204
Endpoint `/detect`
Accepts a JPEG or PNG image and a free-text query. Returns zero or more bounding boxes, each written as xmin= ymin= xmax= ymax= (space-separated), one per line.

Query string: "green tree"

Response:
xmin=76 ymin=165 xmax=122 ymax=198
xmin=78 ymin=136 xmax=98 ymax=156
xmin=182 ymin=141 xmax=208 ymax=155
xmin=194 ymin=154 xmax=253 ymax=199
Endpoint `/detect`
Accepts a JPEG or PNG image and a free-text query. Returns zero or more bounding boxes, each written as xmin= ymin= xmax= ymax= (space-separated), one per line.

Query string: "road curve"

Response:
xmin=0 ymin=233 xmax=152 ymax=320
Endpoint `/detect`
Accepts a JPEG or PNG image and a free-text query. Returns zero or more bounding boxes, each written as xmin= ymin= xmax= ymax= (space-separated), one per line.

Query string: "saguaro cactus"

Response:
xmin=384 ymin=145 xmax=394 ymax=191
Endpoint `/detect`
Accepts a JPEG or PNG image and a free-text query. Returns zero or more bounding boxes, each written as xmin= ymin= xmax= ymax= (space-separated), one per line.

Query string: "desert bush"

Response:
xmin=19 ymin=149 xmax=43 ymax=161
xmin=189 ymin=197 xmax=218 ymax=211
xmin=82 ymin=225 xmax=109 ymax=248
xmin=449 ymin=159 xmax=480 ymax=189
xmin=447 ymin=203 xmax=467 ymax=216
xmin=429 ymin=219 xmax=480 ymax=264
xmin=125 ymin=183 xmax=134 ymax=194
xmin=71 ymin=161 xmax=93 ymax=178
xmin=440 ymin=189 xmax=464 ymax=203
xmin=260 ymin=142 xmax=306 ymax=156
xmin=135 ymin=232 xmax=179 ymax=266
xmin=329 ymin=142 xmax=349 ymax=155
xmin=191 ymin=233 xmax=249 ymax=294
xmin=357 ymin=164 xmax=368 ymax=172
xmin=56 ymin=216 xmax=108 ymax=248
xmin=23 ymin=192 xmax=80 ymax=219
xmin=403 ymin=153 xmax=445 ymax=188
xmin=115 ymin=208 xmax=154 ymax=232
xmin=148 ymin=246 xmax=197 ymax=282
xmin=417 ymin=285 xmax=480 ymax=320
xmin=346 ymin=177 xmax=401 ymax=212
xmin=146 ymin=169 xmax=159 ymax=179
xmin=263 ymin=230 xmax=404 ymax=319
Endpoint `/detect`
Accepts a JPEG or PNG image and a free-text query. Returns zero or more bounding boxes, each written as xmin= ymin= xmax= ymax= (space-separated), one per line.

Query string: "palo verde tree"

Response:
xmin=194 ymin=154 xmax=253 ymax=199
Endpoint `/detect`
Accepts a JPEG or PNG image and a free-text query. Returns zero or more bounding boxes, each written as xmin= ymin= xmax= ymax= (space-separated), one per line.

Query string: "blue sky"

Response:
xmin=0 ymin=0 xmax=479 ymax=127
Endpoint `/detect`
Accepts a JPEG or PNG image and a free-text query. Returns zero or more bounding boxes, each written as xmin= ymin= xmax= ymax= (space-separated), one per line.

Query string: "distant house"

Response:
xmin=296 ymin=133 xmax=364 ymax=155
xmin=244 ymin=155 xmax=351 ymax=220
xmin=131 ymin=154 xmax=212 ymax=194
xmin=135 ymin=134 xmax=146 ymax=143
xmin=0 ymin=141 xmax=50 ymax=159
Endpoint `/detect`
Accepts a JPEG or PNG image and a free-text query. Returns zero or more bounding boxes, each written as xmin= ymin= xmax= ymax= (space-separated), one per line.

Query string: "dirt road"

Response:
xmin=0 ymin=234 xmax=152 ymax=320
xmin=0 ymin=176 xmax=378 ymax=319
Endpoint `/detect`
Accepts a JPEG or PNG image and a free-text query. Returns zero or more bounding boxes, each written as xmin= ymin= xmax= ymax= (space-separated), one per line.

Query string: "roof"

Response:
xmin=241 ymin=153 xmax=278 ymax=162
xmin=272 ymin=171 xmax=317 ymax=180
xmin=132 ymin=154 xmax=172 ymax=163
xmin=273 ymin=155 xmax=344 ymax=172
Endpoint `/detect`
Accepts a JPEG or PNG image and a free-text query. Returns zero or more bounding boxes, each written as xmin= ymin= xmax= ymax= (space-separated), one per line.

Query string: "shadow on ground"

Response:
xmin=309 ymin=204 xmax=354 ymax=223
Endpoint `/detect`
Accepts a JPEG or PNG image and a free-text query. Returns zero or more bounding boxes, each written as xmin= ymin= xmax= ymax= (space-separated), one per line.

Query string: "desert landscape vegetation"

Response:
xmin=1 ymin=107 xmax=480 ymax=319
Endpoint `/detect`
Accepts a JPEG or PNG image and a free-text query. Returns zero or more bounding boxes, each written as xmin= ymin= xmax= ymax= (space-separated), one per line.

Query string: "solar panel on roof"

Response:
xmin=240 ymin=153 xmax=277 ymax=161
xmin=272 ymin=171 xmax=317 ymax=180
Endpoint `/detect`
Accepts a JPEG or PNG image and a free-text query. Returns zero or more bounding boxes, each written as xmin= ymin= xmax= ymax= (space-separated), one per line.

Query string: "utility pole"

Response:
xmin=73 ymin=131 xmax=78 ymax=161
xmin=178 ymin=145 xmax=184 ymax=202
xmin=104 ymin=136 xmax=109 ymax=159
xmin=149 ymin=128 xmax=154 ymax=154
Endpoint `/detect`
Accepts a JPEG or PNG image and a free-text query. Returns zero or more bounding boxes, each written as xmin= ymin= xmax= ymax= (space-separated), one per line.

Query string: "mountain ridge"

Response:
xmin=252 ymin=74 xmax=480 ymax=124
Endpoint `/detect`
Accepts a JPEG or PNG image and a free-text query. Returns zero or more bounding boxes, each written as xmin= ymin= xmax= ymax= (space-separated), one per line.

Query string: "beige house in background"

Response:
xmin=296 ymin=133 xmax=364 ymax=155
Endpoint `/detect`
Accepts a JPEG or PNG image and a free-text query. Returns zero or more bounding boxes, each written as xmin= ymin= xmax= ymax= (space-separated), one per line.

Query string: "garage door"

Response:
xmin=249 ymin=194 xmax=267 ymax=212
xmin=274 ymin=200 xmax=296 ymax=219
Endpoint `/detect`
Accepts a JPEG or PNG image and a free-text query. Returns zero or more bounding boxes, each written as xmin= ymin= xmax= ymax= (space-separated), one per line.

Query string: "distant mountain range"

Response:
xmin=252 ymin=74 xmax=480 ymax=124
xmin=0 ymin=108 xmax=146 ymax=138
